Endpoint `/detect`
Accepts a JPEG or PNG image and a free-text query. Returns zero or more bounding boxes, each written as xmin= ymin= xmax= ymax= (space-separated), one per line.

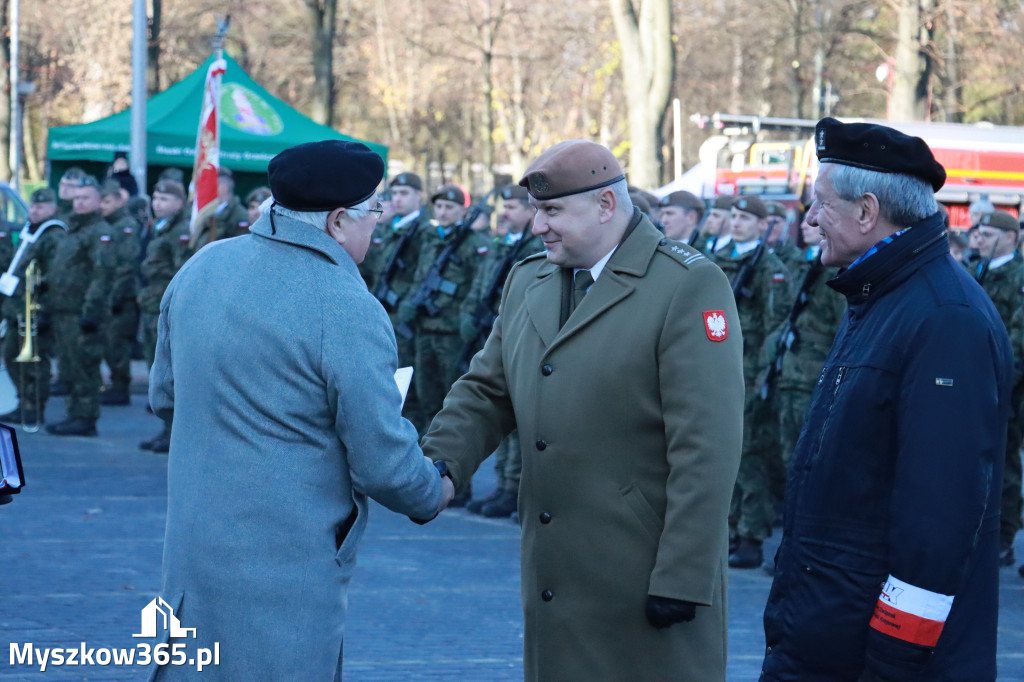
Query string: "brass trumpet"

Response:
xmin=15 ymin=260 xmax=42 ymax=432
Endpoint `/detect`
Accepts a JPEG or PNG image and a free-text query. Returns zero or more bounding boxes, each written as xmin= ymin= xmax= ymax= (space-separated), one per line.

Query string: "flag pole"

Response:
xmin=189 ymin=16 xmax=230 ymax=246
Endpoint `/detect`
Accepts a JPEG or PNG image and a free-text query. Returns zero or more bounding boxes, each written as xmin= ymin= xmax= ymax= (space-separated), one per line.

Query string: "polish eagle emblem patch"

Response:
xmin=703 ymin=310 xmax=728 ymax=341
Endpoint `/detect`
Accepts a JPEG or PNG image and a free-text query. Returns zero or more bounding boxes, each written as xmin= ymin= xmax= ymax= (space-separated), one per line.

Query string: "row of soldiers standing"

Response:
xmin=359 ymin=172 xmax=544 ymax=516
xmin=0 ymin=166 xmax=260 ymax=453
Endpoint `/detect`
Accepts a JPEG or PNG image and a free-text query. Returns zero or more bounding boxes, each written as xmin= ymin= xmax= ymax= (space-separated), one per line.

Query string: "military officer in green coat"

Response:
xmin=972 ymin=209 xmax=1024 ymax=567
xmin=421 ymin=141 xmax=743 ymax=681
xmin=712 ymin=194 xmax=793 ymax=568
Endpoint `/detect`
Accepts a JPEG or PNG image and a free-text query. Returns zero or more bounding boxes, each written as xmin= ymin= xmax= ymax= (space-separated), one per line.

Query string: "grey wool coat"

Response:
xmin=149 ymin=211 xmax=444 ymax=681
xmin=421 ymin=215 xmax=745 ymax=682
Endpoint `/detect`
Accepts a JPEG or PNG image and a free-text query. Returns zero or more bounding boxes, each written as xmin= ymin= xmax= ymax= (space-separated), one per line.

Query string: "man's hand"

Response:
xmin=645 ymin=595 xmax=697 ymax=629
xmin=439 ymin=475 xmax=455 ymax=511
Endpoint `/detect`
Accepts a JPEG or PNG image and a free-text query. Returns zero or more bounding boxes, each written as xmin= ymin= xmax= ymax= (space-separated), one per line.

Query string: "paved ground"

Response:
xmin=2 ymin=361 xmax=1023 ymax=680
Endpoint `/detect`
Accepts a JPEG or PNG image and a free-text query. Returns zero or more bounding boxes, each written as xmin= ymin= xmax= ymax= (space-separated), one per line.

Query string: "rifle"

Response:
xmin=760 ymin=256 xmax=825 ymax=401
xmin=976 ymin=240 xmax=1000 ymax=286
xmin=731 ymin=220 xmax=777 ymax=299
xmin=687 ymin=207 xmax=710 ymax=248
xmin=372 ymin=218 xmax=422 ymax=310
xmin=454 ymin=234 xmax=532 ymax=373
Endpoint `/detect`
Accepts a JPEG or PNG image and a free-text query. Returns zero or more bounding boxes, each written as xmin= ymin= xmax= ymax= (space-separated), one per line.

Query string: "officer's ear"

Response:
xmin=855 ymin=192 xmax=880 ymax=234
xmin=325 ymin=207 xmax=347 ymax=245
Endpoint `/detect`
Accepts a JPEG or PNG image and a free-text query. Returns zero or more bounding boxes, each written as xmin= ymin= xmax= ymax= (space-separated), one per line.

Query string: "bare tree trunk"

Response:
xmin=890 ymin=0 xmax=934 ymax=121
xmin=307 ymin=0 xmax=337 ymax=126
xmin=0 ymin=0 xmax=11 ymax=181
xmin=941 ymin=0 xmax=960 ymax=122
xmin=147 ymin=0 xmax=161 ymax=94
xmin=23 ymin=108 xmax=39 ymax=181
xmin=609 ymin=0 xmax=673 ymax=189
xmin=375 ymin=0 xmax=402 ymax=143
xmin=478 ymin=0 xmax=498 ymax=188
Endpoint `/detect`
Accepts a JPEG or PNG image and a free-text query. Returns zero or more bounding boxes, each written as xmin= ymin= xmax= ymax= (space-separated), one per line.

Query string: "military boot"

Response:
xmin=481 ymin=489 xmax=518 ymax=518
xmin=1000 ymin=541 xmax=1016 ymax=567
xmin=467 ymin=488 xmax=502 ymax=515
xmin=101 ymin=387 xmax=131 ymax=406
xmin=729 ymin=538 xmax=764 ymax=569
xmin=45 ymin=418 xmax=97 ymax=437
xmin=139 ymin=426 xmax=169 ymax=451
xmin=149 ymin=431 xmax=171 ymax=454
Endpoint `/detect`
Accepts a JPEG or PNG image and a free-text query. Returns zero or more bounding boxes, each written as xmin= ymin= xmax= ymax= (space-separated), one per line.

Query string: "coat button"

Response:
xmin=539 ymin=512 xmax=552 ymax=524
xmin=542 ymin=590 xmax=553 ymax=601
xmin=536 ymin=439 xmax=547 ymax=451
xmin=541 ymin=364 xmax=553 ymax=376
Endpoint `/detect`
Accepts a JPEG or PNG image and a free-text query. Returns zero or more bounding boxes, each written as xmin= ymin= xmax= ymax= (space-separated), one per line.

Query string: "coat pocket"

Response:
xmin=334 ymin=494 xmax=368 ymax=578
xmin=620 ymin=482 xmax=664 ymax=543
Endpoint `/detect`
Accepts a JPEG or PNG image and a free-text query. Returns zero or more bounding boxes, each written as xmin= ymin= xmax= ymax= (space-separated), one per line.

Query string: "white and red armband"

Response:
xmin=869 ymin=575 xmax=954 ymax=647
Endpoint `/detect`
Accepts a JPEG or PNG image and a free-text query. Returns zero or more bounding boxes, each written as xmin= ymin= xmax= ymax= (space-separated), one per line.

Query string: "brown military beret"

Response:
xmin=218 ymin=166 xmax=234 ymax=179
xmin=765 ymin=201 xmax=787 ymax=217
xmin=390 ymin=172 xmax=423 ymax=191
xmin=712 ymin=195 xmax=735 ymax=210
xmin=661 ymin=191 xmax=705 ymax=217
xmin=30 ymin=187 xmax=56 ymax=204
xmin=153 ymin=179 xmax=187 ymax=201
xmin=815 ymin=117 xmax=946 ymax=192
xmin=733 ymin=195 xmax=768 ymax=220
xmin=501 ymin=184 xmax=530 ymax=201
xmin=100 ymin=179 xmax=124 ymax=198
xmin=431 ymin=184 xmax=466 ymax=206
xmin=519 ymin=140 xmax=625 ymax=200
xmin=978 ymin=210 xmax=1020 ymax=232
xmin=629 ymin=191 xmax=652 ymax=215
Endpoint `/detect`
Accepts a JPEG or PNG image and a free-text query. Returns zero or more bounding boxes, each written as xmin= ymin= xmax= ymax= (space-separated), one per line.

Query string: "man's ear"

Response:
xmin=857 ymin=193 xmax=881 ymax=235
xmin=326 ymin=207 xmax=347 ymax=242
xmin=597 ymin=188 xmax=616 ymax=223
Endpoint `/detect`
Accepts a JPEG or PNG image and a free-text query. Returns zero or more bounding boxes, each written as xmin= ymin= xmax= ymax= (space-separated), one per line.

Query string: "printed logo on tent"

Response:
xmin=219 ymin=84 xmax=284 ymax=136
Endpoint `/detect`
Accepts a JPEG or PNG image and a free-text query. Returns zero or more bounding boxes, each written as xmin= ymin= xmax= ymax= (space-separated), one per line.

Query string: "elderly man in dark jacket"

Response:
xmin=149 ymin=141 xmax=453 ymax=680
xmin=762 ymin=118 xmax=1012 ymax=682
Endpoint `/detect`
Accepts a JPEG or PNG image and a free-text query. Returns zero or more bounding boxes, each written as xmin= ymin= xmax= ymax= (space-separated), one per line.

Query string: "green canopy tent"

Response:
xmin=47 ymin=52 xmax=387 ymax=197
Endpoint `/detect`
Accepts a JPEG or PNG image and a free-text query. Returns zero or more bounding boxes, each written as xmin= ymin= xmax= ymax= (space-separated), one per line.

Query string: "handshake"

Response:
xmin=409 ymin=459 xmax=456 ymax=526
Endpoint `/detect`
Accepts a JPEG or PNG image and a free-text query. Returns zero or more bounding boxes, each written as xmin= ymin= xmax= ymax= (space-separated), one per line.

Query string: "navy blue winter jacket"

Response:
xmin=761 ymin=213 xmax=1012 ymax=682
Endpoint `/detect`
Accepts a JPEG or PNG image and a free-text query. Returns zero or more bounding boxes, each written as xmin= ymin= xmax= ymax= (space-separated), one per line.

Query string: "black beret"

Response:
xmin=978 ymin=210 xmax=1019 ymax=232
xmin=269 ymin=140 xmax=385 ymax=212
xmin=30 ymin=187 xmax=56 ymax=204
xmin=815 ymin=117 xmax=946 ymax=192
xmin=390 ymin=172 xmax=423 ymax=191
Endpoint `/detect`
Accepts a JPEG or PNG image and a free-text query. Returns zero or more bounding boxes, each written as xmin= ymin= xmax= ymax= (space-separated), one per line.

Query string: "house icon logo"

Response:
xmin=133 ymin=598 xmax=197 ymax=639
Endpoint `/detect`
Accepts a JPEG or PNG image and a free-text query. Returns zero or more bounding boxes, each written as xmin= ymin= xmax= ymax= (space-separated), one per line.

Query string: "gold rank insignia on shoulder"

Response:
xmin=935 ymin=378 xmax=954 ymax=387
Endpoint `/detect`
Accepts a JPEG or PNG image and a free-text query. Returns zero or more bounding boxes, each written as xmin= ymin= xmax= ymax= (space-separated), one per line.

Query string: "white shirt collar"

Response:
xmin=989 ymin=253 xmax=1016 ymax=270
xmin=733 ymin=239 xmax=759 ymax=256
xmin=709 ymin=234 xmax=732 ymax=251
xmin=575 ymin=245 xmax=618 ymax=284
xmin=394 ymin=209 xmax=421 ymax=231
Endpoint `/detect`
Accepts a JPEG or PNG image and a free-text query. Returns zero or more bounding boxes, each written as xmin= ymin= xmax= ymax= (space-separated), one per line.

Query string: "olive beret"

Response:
xmin=218 ymin=166 xmax=234 ymax=179
xmin=390 ymin=172 xmax=423 ymax=191
xmin=661 ymin=190 xmax=705 ymax=216
xmin=430 ymin=184 xmax=466 ymax=206
xmin=268 ymin=140 xmax=385 ymax=212
xmin=977 ymin=210 xmax=1019 ymax=232
xmin=712 ymin=195 xmax=735 ymax=210
xmin=765 ymin=201 xmax=787 ymax=217
xmin=30 ymin=187 xmax=56 ymax=204
xmin=100 ymin=179 xmax=124 ymax=197
xmin=153 ymin=179 xmax=186 ymax=201
xmin=519 ymin=140 xmax=625 ymax=200
xmin=733 ymin=195 xmax=768 ymax=220
xmin=629 ymin=191 xmax=652 ymax=215
xmin=501 ymin=184 xmax=530 ymax=201
xmin=815 ymin=117 xmax=946 ymax=192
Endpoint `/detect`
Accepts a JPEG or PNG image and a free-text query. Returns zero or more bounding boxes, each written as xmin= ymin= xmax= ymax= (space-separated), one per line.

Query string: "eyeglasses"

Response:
xmin=368 ymin=203 xmax=384 ymax=218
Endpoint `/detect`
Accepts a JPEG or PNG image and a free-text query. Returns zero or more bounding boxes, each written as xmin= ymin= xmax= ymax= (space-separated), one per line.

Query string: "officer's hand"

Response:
xmin=459 ymin=315 xmax=478 ymax=343
xmin=645 ymin=595 xmax=697 ymax=629
xmin=79 ymin=316 xmax=100 ymax=334
xmin=397 ymin=300 xmax=417 ymax=324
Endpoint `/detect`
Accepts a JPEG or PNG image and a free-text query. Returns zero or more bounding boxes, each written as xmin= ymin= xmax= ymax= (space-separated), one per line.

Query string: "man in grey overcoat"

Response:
xmin=422 ymin=141 xmax=745 ymax=681
xmin=149 ymin=140 xmax=454 ymax=680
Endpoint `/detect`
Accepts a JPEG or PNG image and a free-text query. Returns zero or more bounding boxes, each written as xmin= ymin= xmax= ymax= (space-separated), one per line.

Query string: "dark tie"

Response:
xmin=572 ymin=269 xmax=594 ymax=313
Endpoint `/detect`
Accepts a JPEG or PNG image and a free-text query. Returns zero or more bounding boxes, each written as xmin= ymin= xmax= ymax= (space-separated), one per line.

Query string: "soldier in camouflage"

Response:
xmin=193 ymin=167 xmax=252 ymax=250
xmin=54 ymin=167 xmax=87 ymax=225
xmin=0 ymin=189 xmax=68 ymax=425
xmin=138 ymin=180 xmax=193 ymax=453
xmin=460 ymin=184 xmax=543 ymax=518
xmin=711 ymin=195 xmax=793 ymax=568
xmin=98 ymin=181 xmax=142 ymax=406
xmin=972 ymin=210 xmax=1024 ymax=567
xmin=44 ymin=176 xmax=117 ymax=436
xmin=695 ymin=195 xmax=735 ymax=255
xmin=361 ymin=172 xmax=429 ymax=432
xmin=765 ymin=201 xmax=800 ymax=269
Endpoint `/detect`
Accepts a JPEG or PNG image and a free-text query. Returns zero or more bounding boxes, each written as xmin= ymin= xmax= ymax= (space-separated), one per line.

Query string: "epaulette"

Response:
xmin=520 ymin=251 xmax=548 ymax=264
xmin=656 ymin=238 xmax=705 ymax=268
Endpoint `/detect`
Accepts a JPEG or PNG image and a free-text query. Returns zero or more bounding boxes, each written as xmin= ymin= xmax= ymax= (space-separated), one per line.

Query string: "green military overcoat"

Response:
xmin=421 ymin=215 xmax=744 ymax=682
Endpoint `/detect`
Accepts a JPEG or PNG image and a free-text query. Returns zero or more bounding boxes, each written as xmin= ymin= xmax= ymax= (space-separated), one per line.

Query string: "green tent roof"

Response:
xmin=47 ymin=52 xmax=387 ymax=172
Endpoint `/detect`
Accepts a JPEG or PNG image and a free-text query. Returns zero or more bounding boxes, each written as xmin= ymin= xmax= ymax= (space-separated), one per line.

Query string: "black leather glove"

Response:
xmin=79 ymin=316 xmax=100 ymax=334
xmin=645 ymin=595 xmax=697 ymax=629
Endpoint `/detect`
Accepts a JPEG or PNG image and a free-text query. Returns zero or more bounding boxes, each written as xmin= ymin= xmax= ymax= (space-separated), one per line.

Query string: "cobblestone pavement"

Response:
xmin=2 ymin=362 xmax=1022 ymax=680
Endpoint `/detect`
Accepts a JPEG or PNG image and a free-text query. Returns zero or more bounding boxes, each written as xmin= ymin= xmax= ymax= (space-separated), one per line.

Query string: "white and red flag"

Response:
xmin=190 ymin=57 xmax=227 ymax=243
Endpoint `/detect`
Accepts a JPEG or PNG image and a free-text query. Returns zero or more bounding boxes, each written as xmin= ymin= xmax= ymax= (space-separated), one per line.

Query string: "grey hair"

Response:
xmin=258 ymin=195 xmax=373 ymax=231
xmin=826 ymin=164 xmax=937 ymax=227
xmin=584 ymin=178 xmax=632 ymax=215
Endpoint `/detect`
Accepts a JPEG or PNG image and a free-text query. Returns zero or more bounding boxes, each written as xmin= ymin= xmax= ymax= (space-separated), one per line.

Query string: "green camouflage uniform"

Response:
xmin=47 ymin=212 xmax=116 ymax=422
xmin=771 ymin=241 xmax=803 ymax=272
xmin=1 ymin=219 xmax=67 ymax=418
xmin=976 ymin=255 xmax=1024 ymax=547
xmin=401 ymin=222 xmax=491 ymax=426
xmin=139 ymin=209 xmax=192 ymax=368
xmin=102 ymin=207 xmax=142 ymax=394
xmin=363 ymin=211 xmax=429 ymax=431
xmin=713 ymin=242 xmax=792 ymax=542
xmin=459 ymin=231 xmax=545 ymax=492
xmin=193 ymin=195 xmax=251 ymax=250
xmin=761 ymin=248 xmax=845 ymax=502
